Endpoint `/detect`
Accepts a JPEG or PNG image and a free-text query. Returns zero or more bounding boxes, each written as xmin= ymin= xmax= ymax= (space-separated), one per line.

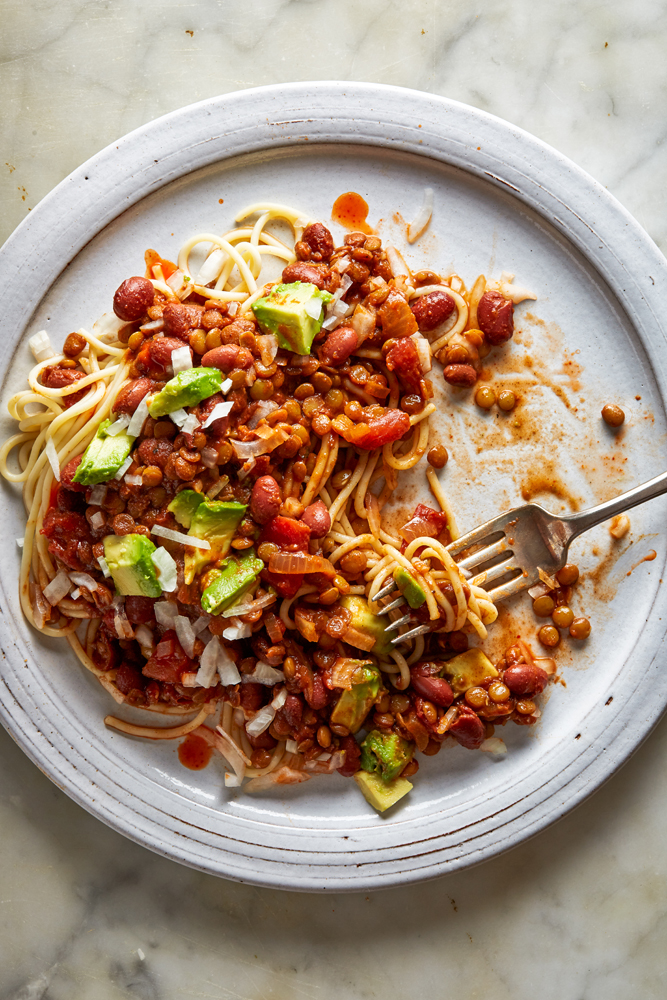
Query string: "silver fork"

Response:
xmin=378 ymin=470 xmax=667 ymax=646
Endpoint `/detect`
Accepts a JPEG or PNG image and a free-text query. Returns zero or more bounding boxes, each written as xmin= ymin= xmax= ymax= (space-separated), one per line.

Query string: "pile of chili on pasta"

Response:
xmin=1 ymin=203 xmax=555 ymax=809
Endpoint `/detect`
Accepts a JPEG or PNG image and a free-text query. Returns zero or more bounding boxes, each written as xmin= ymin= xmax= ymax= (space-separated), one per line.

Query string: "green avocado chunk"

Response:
xmin=72 ymin=418 xmax=133 ymax=486
xmin=393 ymin=566 xmax=427 ymax=609
xmin=168 ymin=489 xmax=205 ymax=529
xmin=200 ymin=549 xmax=264 ymax=615
xmin=340 ymin=595 xmax=392 ymax=656
xmin=354 ymin=770 xmax=413 ymax=813
xmin=103 ymin=534 xmax=161 ymax=598
xmin=252 ymin=282 xmax=333 ymax=355
xmin=329 ymin=664 xmax=381 ymax=734
xmin=184 ymin=500 xmax=247 ymax=585
xmin=360 ymin=729 xmax=414 ymax=784
xmin=148 ymin=367 xmax=222 ymax=418
xmin=443 ymin=647 xmax=499 ymax=695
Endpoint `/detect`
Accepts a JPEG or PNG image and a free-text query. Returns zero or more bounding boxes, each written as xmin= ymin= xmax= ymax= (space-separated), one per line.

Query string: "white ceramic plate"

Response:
xmin=1 ymin=83 xmax=667 ymax=892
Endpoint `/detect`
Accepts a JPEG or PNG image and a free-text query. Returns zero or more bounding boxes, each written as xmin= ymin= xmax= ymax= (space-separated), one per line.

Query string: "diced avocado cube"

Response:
xmin=72 ymin=418 xmax=133 ymax=485
xmin=444 ymin=647 xmax=499 ymax=695
xmin=200 ymin=549 xmax=264 ymax=615
xmin=168 ymin=489 xmax=205 ymax=529
xmin=393 ymin=567 xmax=427 ymax=609
xmin=329 ymin=664 xmax=381 ymax=734
xmin=148 ymin=367 xmax=222 ymax=418
xmin=103 ymin=534 xmax=161 ymax=598
xmin=252 ymin=282 xmax=333 ymax=355
xmin=184 ymin=500 xmax=247 ymax=585
xmin=360 ymin=730 xmax=414 ymax=784
xmin=354 ymin=770 xmax=413 ymax=813
xmin=340 ymin=595 xmax=392 ymax=656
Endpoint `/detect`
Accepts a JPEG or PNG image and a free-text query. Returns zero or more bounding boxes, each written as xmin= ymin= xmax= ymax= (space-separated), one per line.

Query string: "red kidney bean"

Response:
xmin=247 ymin=730 xmax=277 ymax=749
xmin=280 ymin=694 xmax=303 ymax=729
xmin=337 ymin=734 xmax=362 ymax=776
xmin=148 ymin=336 xmax=192 ymax=371
xmin=449 ymin=706 xmax=486 ymax=749
xmin=410 ymin=663 xmax=454 ymax=707
xmin=411 ymin=290 xmax=456 ymax=331
xmin=301 ymin=222 xmax=335 ymax=261
xmin=114 ymin=661 xmax=147 ymax=695
xmin=320 ymin=326 xmax=359 ymax=366
xmin=306 ymin=671 xmax=330 ymax=710
xmin=239 ymin=682 xmax=263 ymax=713
xmin=281 ymin=262 xmax=329 ymax=288
xmin=113 ymin=276 xmax=155 ymax=321
xmin=138 ymin=437 xmax=173 ymax=469
xmin=201 ymin=344 xmax=254 ymax=371
xmin=112 ymin=376 xmax=156 ymax=414
xmin=477 ymin=291 xmax=514 ymax=345
xmin=443 ymin=363 xmax=478 ymax=387
xmin=251 ymin=475 xmax=282 ymax=524
xmin=301 ymin=500 xmax=331 ymax=539
xmin=162 ymin=302 xmax=204 ymax=340
xmin=503 ymin=663 xmax=548 ymax=697
xmin=124 ymin=596 xmax=157 ymax=624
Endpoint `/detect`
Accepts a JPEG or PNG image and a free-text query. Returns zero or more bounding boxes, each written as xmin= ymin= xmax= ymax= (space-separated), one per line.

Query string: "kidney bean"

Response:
xmin=279 ymin=694 xmax=303 ymax=730
xmin=443 ymin=363 xmax=477 ymax=387
xmin=477 ymin=291 xmax=514 ymax=346
xmin=113 ymin=276 xmax=155 ymax=321
xmin=201 ymin=344 xmax=254 ymax=371
xmin=124 ymin=596 xmax=157 ymax=624
xmin=112 ymin=376 xmax=156 ymax=414
xmin=115 ymin=661 xmax=147 ymax=695
xmin=449 ymin=706 xmax=486 ymax=749
xmin=281 ymin=262 xmax=329 ymax=288
xmin=306 ymin=671 xmax=330 ymax=710
xmin=41 ymin=366 xmax=87 ymax=407
xmin=240 ymin=682 xmax=263 ymax=713
xmin=250 ymin=475 xmax=282 ymax=524
xmin=503 ymin=663 xmax=548 ymax=697
xmin=301 ymin=222 xmax=335 ymax=261
xmin=411 ymin=290 xmax=456 ymax=331
xmin=218 ymin=319 xmax=256 ymax=346
xmin=63 ymin=332 xmax=87 ymax=357
xmin=337 ymin=734 xmax=361 ymax=776
xmin=137 ymin=437 xmax=172 ymax=470
xmin=92 ymin=625 xmax=121 ymax=672
xmin=301 ymin=500 xmax=331 ymax=539
xmin=247 ymin=729 xmax=277 ymax=750
xmin=162 ymin=302 xmax=204 ymax=340
xmin=148 ymin=336 xmax=192 ymax=371
xmin=320 ymin=326 xmax=359 ymax=366
xmin=410 ymin=663 xmax=454 ymax=707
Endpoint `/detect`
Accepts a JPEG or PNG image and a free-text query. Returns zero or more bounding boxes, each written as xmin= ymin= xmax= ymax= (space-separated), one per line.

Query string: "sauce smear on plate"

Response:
xmin=332 ymin=192 xmax=373 ymax=234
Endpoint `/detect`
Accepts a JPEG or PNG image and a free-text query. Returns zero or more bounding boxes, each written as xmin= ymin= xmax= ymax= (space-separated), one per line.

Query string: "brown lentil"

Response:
xmin=189 ymin=330 xmax=207 ymax=355
xmin=294 ymin=383 xmax=314 ymax=400
xmin=340 ymin=550 xmax=367 ymax=575
xmin=205 ymin=330 xmax=222 ymax=350
xmin=63 ymin=332 xmax=86 ymax=357
xmin=569 ymin=617 xmax=591 ymax=640
xmin=475 ymin=385 xmax=496 ymax=409
xmin=325 ymin=388 xmax=344 ymax=411
xmin=552 ymin=605 xmax=574 ymax=628
xmin=128 ymin=331 xmax=145 ymax=352
xmin=488 ymin=682 xmax=510 ymax=703
xmin=602 ymin=403 xmax=625 ymax=427
xmin=250 ymin=379 xmax=274 ymax=400
xmin=497 ymin=389 xmax=516 ymax=411
xmin=141 ymin=465 xmax=163 ymax=488
xmin=312 ymin=413 xmax=332 ymax=436
xmin=312 ymin=372 xmax=333 ymax=393
xmin=427 ymin=445 xmax=448 ymax=469
xmin=538 ymin=624 xmax=560 ymax=648
xmin=317 ymin=725 xmax=332 ymax=748
xmin=402 ymin=760 xmax=420 ymax=778
xmin=556 ymin=563 xmax=579 ymax=586
xmin=465 ymin=687 xmax=488 ymax=709
xmin=318 ymin=587 xmax=340 ymax=605
xmin=515 ymin=699 xmax=537 ymax=715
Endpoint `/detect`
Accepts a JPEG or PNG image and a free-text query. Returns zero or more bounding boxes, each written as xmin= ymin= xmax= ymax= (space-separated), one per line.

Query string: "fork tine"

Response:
xmin=455 ymin=536 xmax=511 ymax=573
xmin=384 ymin=613 xmax=413 ymax=634
xmin=476 ymin=554 xmax=520 ymax=586
xmin=376 ymin=596 xmax=406 ymax=617
xmin=447 ymin=523 xmax=505 ymax=559
xmin=375 ymin=581 xmax=396 ymax=602
xmin=390 ymin=623 xmax=432 ymax=646
xmin=485 ymin=571 xmax=529 ymax=603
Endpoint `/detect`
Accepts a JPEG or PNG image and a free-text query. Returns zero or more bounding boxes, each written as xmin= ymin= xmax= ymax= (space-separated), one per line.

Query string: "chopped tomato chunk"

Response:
xmin=339 ymin=408 xmax=410 ymax=450
xmin=259 ymin=516 xmax=311 ymax=550
xmin=385 ymin=337 xmax=423 ymax=395
xmin=399 ymin=503 xmax=448 ymax=543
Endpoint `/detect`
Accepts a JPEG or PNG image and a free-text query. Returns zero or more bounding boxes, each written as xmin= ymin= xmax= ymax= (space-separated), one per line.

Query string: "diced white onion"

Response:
xmin=222 ymin=617 xmax=252 ymax=640
xmin=321 ymin=314 xmax=342 ymax=331
xmin=217 ymin=642 xmax=242 ymax=686
xmin=45 ymin=438 xmax=60 ymax=481
xmin=181 ymin=413 xmax=201 ymax=436
xmin=221 ymin=591 xmax=274 ymax=618
xmin=168 ymin=407 xmax=189 ymax=428
xmin=386 ymin=245 xmax=410 ymax=278
xmin=224 ymin=772 xmax=243 ymax=787
xmin=256 ymin=334 xmax=279 ymax=364
xmin=29 ymin=330 xmax=56 ymax=362
xmin=247 ymin=400 xmax=278 ymax=430
xmin=134 ymin=624 xmax=154 ymax=658
xmin=285 ymin=739 xmax=298 ymax=754
xmin=174 ymin=615 xmax=197 ymax=659
xmin=127 ymin=395 xmax=151 ymax=437
xmin=196 ymin=637 xmax=220 ymax=688
xmin=154 ymin=600 xmax=178 ymax=626
xmin=114 ymin=603 xmax=134 ymax=639
xmin=195 ymin=247 xmax=226 ymax=286
xmin=16 ymin=538 xmax=24 ymax=549
xmin=88 ymin=484 xmax=107 ymax=505
xmin=480 ymin=737 xmax=507 ymax=754
xmin=221 ymin=377 xmax=233 ymax=393
xmin=245 ymin=704 xmax=276 ymax=737
xmin=70 ymin=588 xmax=81 ymax=601
xmin=271 ymin=688 xmax=288 ymax=710
xmin=43 ymin=570 xmax=71 ymax=604
xmin=202 ymin=401 xmax=234 ymax=428
xmin=90 ymin=513 xmax=105 ymax=536
xmin=192 ymin=614 xmax=211 ymax=635
xmin=171 ymin=345 xmax=193 ymax=374
xmin=411 ymin=333 xmax=432 ymax=373
xmin=69 ymin=572 xmax=99 ymax=592
xmin=150 ymin=547 xmax=178 ymax=591
xmin=124 ymin=473 xmax=144 ymax=486
xmin=114 ymin=456 xmax=133 ymax=480
xmin=407 ymin=187 xmax=434 ymax=244
xmin=304 ymin=297 xmax=323 ymax=321
xmin=237 ymin=458 xmax=256 ymax=481
xmin=105 ymin=414 xmax=131 ymax=436
xmin=97 ymin=556 xmax=111 ymax=578
xmin=228 ymin=302 xmax=239 ymax=317
xmin=151 ymin=525 xmax=211 ymax=549
xmin=139 ymin=318 xmax=164 ymax=333
xmin=243 ymin=661 xmax=285 ymax=686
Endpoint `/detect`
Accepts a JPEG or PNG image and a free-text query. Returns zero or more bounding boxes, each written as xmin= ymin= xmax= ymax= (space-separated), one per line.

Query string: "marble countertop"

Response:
xmin=2 ymin=1 xmax=667 ymax=996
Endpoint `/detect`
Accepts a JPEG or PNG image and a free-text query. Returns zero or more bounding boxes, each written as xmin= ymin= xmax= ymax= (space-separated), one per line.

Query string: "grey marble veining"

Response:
xmin=2 ymin=1 xmax=667 ymax=996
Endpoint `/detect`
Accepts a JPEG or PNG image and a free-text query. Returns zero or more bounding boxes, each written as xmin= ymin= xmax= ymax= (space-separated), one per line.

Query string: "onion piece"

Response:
xmin=246 ymin=400 xmax=278 ymax=429
xmin=31 ymin=584 xmax=50 ymax=629
xmin=245 ymin=704 xmax=276 ymax=737
xmin=538 ymin=567 xmax=558 ymax=591
xmin=29 ymin=330 xmax=55 ymax=362
xmin=114 ymin=601 xmax=134 ymax=639
xmin=407 ymin=187 xmax=434 ymax=244
xmin=195 ymin=247 xmax=226 ymax=286
xmin=134 ymin=624 xmax=154 ymax=658
xmin=243 ymin=661 xmax=285 ymax=686
xmin=340 ymin=625 xmax=375 ymax=653
xmin=69 ymin=572 xmax=100 ymax=592
xmin=139 ymin=318 xmax=164 ymax=333
xmin=286 ymin=738 xmax=298 ymax=754
xmin=271 ymin=688 xmax=288 ymax=710
xmin=534 ymin=656 xmax=557 ymax=676
xmin=411 ymin=333 xmax=432 ymax=373
xmin=45 ymin=438 xmax=60 ymax=481
xmin=246 ymin=766 xmax=310 ymax=791
xmin=304 ymin=297 xmax=324 ymax=321
xmin=154 ymin=600 xmax=178 ymax=627
xmin=237 ymin=458 xmax=256 ymax=481
xmin=191 ymin=614 xmax=211 ymax=635
xmin=16 ymin=538 xmax=24 ymax=549
xmin=150 ymin=547 xmax=178 ymax=591
xmin=221 ymin=591 xmax=275 ymax=618
xmin=88 ymin=484 xmax=107 ymax=505
xmin=168 ymin=407 xmax=188 ymax=428
xmin=330 ymin=656 xmax=374 ymax=690
xmin=90 ymin=511 xmax=105 ymax=531
xmin=151 ymin=525 xmax=210 ymax=549
xmin=43 ymin=570 xmax=71 ymax=604
xmin=217 ymin=642 xmax=242 ymax=686
xmin=230 ymin=427 xmax=290 ymax=461
xmin=213 ymin=725 xmax=250 ymax=783
xmin=171 ymin=345 xmax=193 ymax=374
xmin=70 ymin=588 xmax=81 ymax=601
xmin=127 ymin=395 xmax=152 ymax=438
xmin=105 ymin=413 xmax=132 ymax=436
xmin=97 ymin=556 xmax=111 ymax=578
xmin=114 ymin=456 xmax=133 ymax=481
xmin=221 ymin=377 xmax=233 ymax=393
xmin=268 ymin=551 xmax=335 ymax=576
xmin=124 ymin=473 xmax=143 ymax=486
xmin=386 ymin=245 xmax=411 ymax=278
xmin=480 ymin=737 xmax=507 ymax=754
xmin=202 ymin=401 xmax=233 ymax=428
xmin=180 ymin=412 xmax=200 ymax=436
xmin=256 ymin=334 xmax=278 ymax=365
xmin=222 ymin=618 xmax=252 ymax=640
xmin=174 ymin=615 xmax=197 ymax=659
xmin=196 ymin=636 xmax=221 ymax=687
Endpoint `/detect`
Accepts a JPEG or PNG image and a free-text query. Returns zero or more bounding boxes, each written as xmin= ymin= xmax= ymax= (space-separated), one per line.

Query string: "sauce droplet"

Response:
xmin=331 ymin=192 xmax=374 ymax=235
xmin=178 ymin=732 xmax=212 ymax=770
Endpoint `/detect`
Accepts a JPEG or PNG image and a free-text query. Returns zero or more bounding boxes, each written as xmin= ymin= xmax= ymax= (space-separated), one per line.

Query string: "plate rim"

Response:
xmin=1 ymin=81 xmax=667 ymax=891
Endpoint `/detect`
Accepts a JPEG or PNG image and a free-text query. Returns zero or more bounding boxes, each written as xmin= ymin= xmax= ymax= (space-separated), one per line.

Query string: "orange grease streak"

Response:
xmin=178 ymin=732 xmax=212 ymax=770
xmin=626 ymin=550 xmax=657 ymax=576
xmin=144 ymin=248 xmax=178 ymax=280
xmin=331 ymin=192 xmax=374 ymax=235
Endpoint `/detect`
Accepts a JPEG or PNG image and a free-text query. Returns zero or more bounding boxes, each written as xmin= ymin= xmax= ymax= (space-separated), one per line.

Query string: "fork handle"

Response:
xmin=560 ymin=469 xmax=667 ymax=544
